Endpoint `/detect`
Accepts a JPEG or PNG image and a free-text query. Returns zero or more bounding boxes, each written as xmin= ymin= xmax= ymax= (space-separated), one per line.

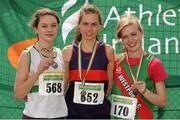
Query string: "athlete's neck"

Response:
xmin=126 ymin=49 xmax=144 ymax=58
xmin=81 ymin=39 xmax=97 ymax=52
xmin=36 ymin=41 xmax=53 ymax=51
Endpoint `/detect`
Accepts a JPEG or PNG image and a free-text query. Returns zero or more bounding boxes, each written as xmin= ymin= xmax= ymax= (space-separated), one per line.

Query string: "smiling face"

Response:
xmin=78 ymin=13 xmax=101 ymax=41
xmin=121 ymin=23 xmax=143 ymax=55
xmin=117 ymin=15 xmax=144 ymax=57
xmin=35 ymin=15 xmax=59 ymax=43
xmin=75 ymin=4 xmax=102 ymax=42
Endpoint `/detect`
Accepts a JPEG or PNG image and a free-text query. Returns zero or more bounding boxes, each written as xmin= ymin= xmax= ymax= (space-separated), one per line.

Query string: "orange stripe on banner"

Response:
xmin=8 ymin=38 xmax=37 ymax=69
xmin=69 ymin=69 xmax=108 ymax=81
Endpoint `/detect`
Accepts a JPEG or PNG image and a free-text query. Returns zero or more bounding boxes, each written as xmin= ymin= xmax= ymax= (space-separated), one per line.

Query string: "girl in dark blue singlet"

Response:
xmin=62 ymin=4 xmax=115 ymax=119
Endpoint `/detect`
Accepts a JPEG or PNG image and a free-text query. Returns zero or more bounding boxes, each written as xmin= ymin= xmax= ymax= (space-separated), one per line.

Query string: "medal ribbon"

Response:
xmin=126 ymin=51 xmax=144 ymax=83
xmin=40 ymin=47 xmax=57 ymax=59
xmin=33 ymin=45 xmax=58 ymax=68
xmin=78 ymin=41 xmax=98 ymax=85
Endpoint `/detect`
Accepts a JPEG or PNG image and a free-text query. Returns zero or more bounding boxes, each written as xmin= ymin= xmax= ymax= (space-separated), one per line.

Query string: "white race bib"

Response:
xmin=39 ymin=71 xmax=64 ymax=96
xmin=73 ymin=81 xmax=104 ymax=105
xmin=111 ymin=94 xmax=137 ymax=119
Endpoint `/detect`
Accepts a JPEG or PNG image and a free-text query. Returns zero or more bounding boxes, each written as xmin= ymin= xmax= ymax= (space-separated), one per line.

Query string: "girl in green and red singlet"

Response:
xmin=110 ymin=14 xmax=168 ymax=119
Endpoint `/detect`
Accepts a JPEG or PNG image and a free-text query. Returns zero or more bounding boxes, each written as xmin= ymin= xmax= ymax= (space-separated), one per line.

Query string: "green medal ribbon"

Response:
xmin=126 ymin=51 xmax=144 ymax=95
xmin=33 ymin=45 xmax=58 ymax=69
xmin=78 ymin=41 xmax=98 ymax=86
xmin=126 ymin=51 xmax=144 ymax=83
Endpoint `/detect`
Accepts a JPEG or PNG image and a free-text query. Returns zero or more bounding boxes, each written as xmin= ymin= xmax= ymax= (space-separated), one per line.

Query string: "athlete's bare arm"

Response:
xmin=105 ymin=44 xmax=115 ymax=96
xmin=62 ymin=45 xmax=73 ymax=93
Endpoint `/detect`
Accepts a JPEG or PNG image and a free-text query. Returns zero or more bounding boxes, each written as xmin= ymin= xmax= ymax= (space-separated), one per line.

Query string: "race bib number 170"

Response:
xmin=110 ymin=94 xmax=137 ymax=119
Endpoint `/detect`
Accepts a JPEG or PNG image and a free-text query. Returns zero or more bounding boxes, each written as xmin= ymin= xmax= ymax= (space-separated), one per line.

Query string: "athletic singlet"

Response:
xmin=23 ymin=45 xmax=68 ymax=118
xmin=111 ymin=53 xmax=164 ymax=119
xmin=65 ymin=41 xmax=111 ymax=119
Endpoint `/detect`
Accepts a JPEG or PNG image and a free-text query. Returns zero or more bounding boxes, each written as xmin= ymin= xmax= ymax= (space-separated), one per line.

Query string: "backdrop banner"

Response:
xmin=0 ymin=0 xmax=179 ymax=118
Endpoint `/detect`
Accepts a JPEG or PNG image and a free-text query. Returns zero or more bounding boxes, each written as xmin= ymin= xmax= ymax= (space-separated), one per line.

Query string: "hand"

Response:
xmin=131 ymin=81 xmax=146 ymax=94
xmin=23 ymin=96 xmax=27 ymax=101
xmin=106 ymin=81 xmax=112 ymax=97
xmin=36 ymin=58 xmax=54 ymax=74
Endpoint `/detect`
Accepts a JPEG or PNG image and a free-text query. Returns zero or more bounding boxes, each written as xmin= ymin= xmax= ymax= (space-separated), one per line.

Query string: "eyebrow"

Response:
xmin=39 ymin=22 xmax=58 ymax=25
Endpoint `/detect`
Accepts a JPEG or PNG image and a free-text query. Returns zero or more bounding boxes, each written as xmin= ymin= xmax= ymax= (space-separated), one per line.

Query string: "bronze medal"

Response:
xmin=133 ymin=89 xmax=139 ymax=95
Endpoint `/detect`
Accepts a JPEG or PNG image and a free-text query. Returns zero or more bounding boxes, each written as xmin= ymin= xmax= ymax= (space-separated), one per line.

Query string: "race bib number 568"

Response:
xmin=39 ymin=71 xmax=64 ymax=96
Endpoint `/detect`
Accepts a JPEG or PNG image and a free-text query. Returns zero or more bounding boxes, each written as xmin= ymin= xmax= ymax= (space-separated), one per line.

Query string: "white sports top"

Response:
xmin=23 ymin=46 xmax=68 ymax=118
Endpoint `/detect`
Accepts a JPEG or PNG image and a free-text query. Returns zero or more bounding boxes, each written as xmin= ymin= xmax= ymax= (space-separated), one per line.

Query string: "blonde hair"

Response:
xmin=116 ymin=14 xmax=143 ymax=39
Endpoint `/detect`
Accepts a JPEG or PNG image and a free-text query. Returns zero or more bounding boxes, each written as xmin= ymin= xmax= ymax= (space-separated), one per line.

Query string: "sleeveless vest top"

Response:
xmin=111 ymin=53 xmax=155 ymax=119
xmin=65 ymin=41 xmax=111 ymax=119
xmin=23 ymin=45 xmax=68 ymax=118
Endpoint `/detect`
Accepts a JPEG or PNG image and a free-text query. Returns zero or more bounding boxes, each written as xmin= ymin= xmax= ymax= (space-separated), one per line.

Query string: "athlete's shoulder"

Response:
xmin=62 ymin=45 xmax=73 ymax=62
xmin=104 ymin=43 xmax=115 ymax=62
xmin=62 ymin=45 xmax=73 ymax=52
xmin=104 ymin=43 xmax=114 ymax=51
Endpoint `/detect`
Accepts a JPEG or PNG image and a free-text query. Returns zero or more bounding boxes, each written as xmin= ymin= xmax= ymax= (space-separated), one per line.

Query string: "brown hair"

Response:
xmin=116 ymin=14 xmax=143 ymax=39
xmin=75 ymin=4 xmax=102 ymax=41
xmin=29 ymin=8 xmax=60 ymax=29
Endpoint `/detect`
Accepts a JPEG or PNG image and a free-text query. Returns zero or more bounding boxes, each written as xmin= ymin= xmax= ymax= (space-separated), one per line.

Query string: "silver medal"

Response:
xmin=52 ymin=62 xmax=58 ymax=69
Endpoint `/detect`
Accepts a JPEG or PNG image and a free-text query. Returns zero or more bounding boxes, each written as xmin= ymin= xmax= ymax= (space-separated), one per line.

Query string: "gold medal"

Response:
xmin=81 ymin=90 xmax=86 ymax=96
